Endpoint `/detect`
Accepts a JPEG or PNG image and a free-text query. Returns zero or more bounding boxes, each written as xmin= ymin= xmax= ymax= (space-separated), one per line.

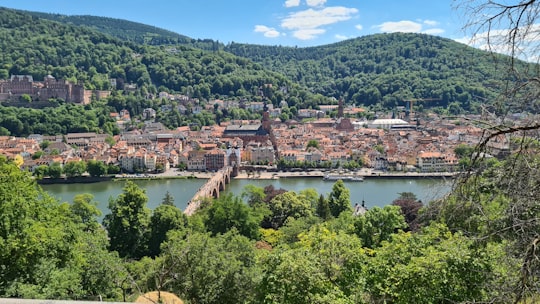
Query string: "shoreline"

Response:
xmin=37 ymin=169 xmax=457 ymax=185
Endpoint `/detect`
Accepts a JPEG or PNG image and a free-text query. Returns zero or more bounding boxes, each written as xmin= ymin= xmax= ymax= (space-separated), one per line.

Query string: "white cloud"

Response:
xmin=306 ymin=0 xmax=327 ymax=7
xmin=355 ymin=24 xmax=363 ymax=31
xmin=423 ymin=20 xmax=439 ymax=26
xmin=282 ymin=7 xmax=358 ymax=30
xmin=376 ymin=20 xmax=422 ymax=33
xmin=284 ymin=0 xmax=300 ymax=7
xmin=423 ymin=28 xmax=445 ymax=35
xmin=293 ymin=28 xmax=326 ymax=40
xmin=456 ymin=26 xmax=540 ymax=62
xmin=279 ymin=2 xmax=359 ymax=41
xmin=254 ymin=25 xmax=281 ymax=38
xmin=335 ymin=34 xmax=353 ymax=40
xmin=375 ymin=20 xmax=446 ymax=36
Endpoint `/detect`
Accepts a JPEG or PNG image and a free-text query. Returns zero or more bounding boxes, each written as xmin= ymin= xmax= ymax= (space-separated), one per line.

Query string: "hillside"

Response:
xmin=20 ymin=9 xmax=223 ymax=50
xmin=0 ymin=8 xmax=294 ymax=104
xmin=18 ymin=8 xmax=524 ymax=113
xmin=0 ymin=7 xmax=534 ymax=115
xmin=224 ymin=33 xmax=522 ymax=112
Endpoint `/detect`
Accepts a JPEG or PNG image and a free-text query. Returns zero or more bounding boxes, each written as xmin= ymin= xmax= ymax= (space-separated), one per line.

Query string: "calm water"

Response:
xmin=41 ymin=177 xmax=452 ymax=219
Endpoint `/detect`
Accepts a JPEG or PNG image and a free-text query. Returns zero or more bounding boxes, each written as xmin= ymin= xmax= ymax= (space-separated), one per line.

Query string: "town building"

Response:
xmin=204 ymin=149 xmax=226 ymax=172
xmin=416 ymin=151 xmax=458 ymax=172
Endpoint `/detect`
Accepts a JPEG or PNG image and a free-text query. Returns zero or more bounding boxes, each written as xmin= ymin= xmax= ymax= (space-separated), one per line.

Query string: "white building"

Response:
xmin=368 ymin=118 xmax=409 ymax=129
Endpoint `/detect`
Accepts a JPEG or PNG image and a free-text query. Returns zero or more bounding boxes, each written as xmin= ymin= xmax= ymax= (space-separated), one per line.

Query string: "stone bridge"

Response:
xmin=184 ymin=166 xmax=233 ymax=215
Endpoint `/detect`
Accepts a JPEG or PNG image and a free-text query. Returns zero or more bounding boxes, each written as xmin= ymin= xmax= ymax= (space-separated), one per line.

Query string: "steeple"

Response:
xmin=262 ymin=100 xmax=271 ymax=132
xmin=338 ymin=98 xmax=344 ymax=118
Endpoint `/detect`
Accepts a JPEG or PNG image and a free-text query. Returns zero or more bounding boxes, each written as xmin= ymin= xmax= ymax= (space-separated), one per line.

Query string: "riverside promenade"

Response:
xmin=233 ymin=169 xmax=457 ymax=180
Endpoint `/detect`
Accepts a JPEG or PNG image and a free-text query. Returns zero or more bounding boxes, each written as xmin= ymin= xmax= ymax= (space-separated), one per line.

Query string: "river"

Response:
xmin=41 ymin=177 xmax=452 ymax=219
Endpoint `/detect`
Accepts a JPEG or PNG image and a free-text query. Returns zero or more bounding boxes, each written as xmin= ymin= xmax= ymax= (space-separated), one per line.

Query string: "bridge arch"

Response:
xmin=185 ymin=166 xmax=233 ymax=215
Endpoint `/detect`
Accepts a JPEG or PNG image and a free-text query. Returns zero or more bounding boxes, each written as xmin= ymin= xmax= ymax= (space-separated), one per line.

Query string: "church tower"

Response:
xmin=338 ymin=98 xmax=344 ymax=118
xmin=262 ymin=101 xmax=271 ymax=132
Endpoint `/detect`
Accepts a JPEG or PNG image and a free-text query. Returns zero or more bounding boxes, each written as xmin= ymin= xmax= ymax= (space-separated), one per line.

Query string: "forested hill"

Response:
xmin=20 ymin=9 xmax=223 ymax=50
xmin=22 ymin=7 xmax=521 ymax=113
xmin=0 ymin=7 xmax=532 ymax=113
xmin=224 ymin=33 xmax=519 ymax=111
xmin=22 ymin=11 xmax=191 ymax=45
xmin=0 ymin=8 xmax=294 ymax=103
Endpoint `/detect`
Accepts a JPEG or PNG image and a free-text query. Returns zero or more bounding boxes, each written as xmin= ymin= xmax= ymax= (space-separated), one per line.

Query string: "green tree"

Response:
xmin=161 ymin=191 xmax=175 ymax=206
xmin=278 ymin=216 xmax=321 ymax=244
xmin=353 ymin=205 xmax=407 ymax=248
xmin=33 ymin=164 xmax=49 ymax=179
xmin=241 ymin=184 xmax=266 ymax=207
xmin=366 ymin=224 xmax=494 ymax=304
xmin=306 ymin=139 xmax=319 ymax=149
xmin=77 ymin=232 xmax=126 ymax=301
xmin=316 ymin=194 xmax=331 ymax=220
xmin=86 ymin=160 xmax=107 ymax=177
xmin=71 ymin=193 xmax=102 ymax=231
xmin=20 ymin=94 xmax=32 ymax=102
xmin=148 ymin=204 xmax=187 ymax=257
xmin=107 ymin=164 xmax=121 ymax=175
xmin=204 ymin=193 xmax=263 ymax=240
xmin=454 ymin=143 xmax=474 ymax=159
xmin=258 ymin=226 xmax=366 ymax=303
xmin=328 ymin=180 xmax=351 ymax=217
xmin=162 ymin=230 xmax=260 ymax=304
xmin=0 ymin=159 xmax=84 ymax=298
xmin=48 ymin=161 xmax=63 ymax=178
xmin=267 ymin=191 xmax=313 ymax=229
xmin=63 ymin=161 xmax=87 ymax=178
xmin=298 ymin=188 xmax=319 ymax=210
xmin=32 ymin=150 xmax=44 ymax=160
xmin=103 ymin=181 xmax=151 ymax=259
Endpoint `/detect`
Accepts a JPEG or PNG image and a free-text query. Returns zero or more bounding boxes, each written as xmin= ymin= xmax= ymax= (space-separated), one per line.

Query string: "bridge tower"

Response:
xmin=227 ymin=145 xmax=240 ymax=177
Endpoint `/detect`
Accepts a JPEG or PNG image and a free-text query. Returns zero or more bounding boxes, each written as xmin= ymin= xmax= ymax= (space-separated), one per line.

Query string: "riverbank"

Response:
xmin=37 ymin=176 xmax=113 ymax=184
xmin=233 ymin=169 xmax=457 ymax=180
xmin=37 ymin=168 xmax=458 ymax=185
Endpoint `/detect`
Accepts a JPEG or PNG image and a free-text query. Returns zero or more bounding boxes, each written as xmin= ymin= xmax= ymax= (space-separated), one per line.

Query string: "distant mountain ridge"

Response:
xmin=20 ymin=9 xmax=222 ymax=50
xmin=0 ymin=7 xmax=294 ymax=105
xmin=223 ymin=33 xmax=517 ymax=110
xmin=1 ymin=7 xmax=534 ymax=113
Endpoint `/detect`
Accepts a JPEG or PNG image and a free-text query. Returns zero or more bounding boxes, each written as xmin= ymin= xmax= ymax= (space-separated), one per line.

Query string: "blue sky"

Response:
xmin=1 ymin=0 xmax=467 ymax=46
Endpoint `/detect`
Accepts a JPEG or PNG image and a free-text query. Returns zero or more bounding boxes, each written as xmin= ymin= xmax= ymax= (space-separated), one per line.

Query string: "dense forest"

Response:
xmin=1 ymin=149 xmax=539 ymax=303
xmin=224 ymin=34 xmax=518 ymax=111
xmin=2 ymin=8 xmax=532 ymax=112
xmin=0 ymin=8 xmax=296 ymax=103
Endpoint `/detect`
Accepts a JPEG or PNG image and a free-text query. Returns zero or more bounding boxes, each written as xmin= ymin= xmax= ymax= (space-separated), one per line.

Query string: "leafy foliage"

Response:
xmin=328 ymin=179 xmax=351 ymax=217
xmin=225 ymin=33 xmax=528 ymax=112
xmin=103 ymin=181 xmax=150 ymax=259
xmin=202 ymin=193 xmax=264 ymax=240
xmin=161 ymin=230 xmax=260 ymax=304
xmin=353 ymin=205 xmax=407 ymax=248
xmin=0 ymin=157 xmax=123 ymax=300
xmin=366 ymin=224 xmax=493 ymax=304
xmin=147 ymin=204 xmax=187 ymax=258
